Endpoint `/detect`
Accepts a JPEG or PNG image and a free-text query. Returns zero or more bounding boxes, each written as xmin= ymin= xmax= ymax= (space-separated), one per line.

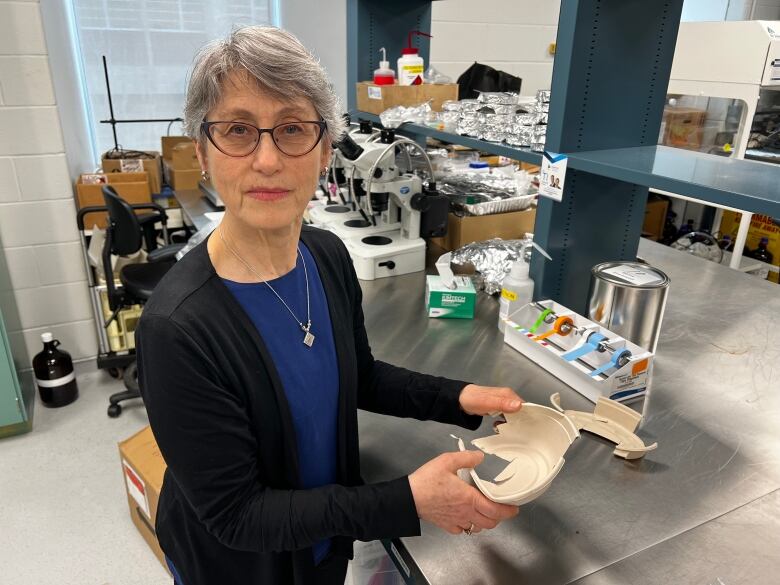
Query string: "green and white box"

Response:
xmin=426 ymin=275 xmax=476 ymax=319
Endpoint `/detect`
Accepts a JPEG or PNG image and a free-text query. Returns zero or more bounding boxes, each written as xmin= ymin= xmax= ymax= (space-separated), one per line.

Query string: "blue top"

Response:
xmin=221 ymin=242 xmax=339 ymax=565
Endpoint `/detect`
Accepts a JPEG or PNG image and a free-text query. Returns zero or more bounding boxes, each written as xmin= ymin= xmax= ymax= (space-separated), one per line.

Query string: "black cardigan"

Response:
xmin=135 ymin=226 xmax=481 ymax=585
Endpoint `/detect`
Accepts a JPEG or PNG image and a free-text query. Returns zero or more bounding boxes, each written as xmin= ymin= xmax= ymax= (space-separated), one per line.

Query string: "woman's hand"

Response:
xmin=459 ymin=384 xmax=524 ymax=416
xmin=408 ymin=450 xmax=519 ymax=535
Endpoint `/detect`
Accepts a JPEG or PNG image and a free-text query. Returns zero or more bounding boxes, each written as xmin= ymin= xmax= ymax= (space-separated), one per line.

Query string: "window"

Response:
xmin=71 ymin=0 xmax=276 ymax=157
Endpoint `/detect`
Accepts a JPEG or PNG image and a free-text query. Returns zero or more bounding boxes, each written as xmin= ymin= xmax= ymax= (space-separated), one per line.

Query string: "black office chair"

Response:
xmin=101 ymin=186 xmax=184 ymax=417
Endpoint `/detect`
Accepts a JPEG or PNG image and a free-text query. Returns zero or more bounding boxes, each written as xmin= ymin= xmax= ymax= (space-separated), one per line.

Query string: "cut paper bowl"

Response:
xmin=455 ymin=403 xmax=579 ymax=505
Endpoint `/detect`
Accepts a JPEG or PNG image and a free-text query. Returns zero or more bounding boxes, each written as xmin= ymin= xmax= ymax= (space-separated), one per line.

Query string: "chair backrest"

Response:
xmin=102 ymin=185 xmax=142 ymax=256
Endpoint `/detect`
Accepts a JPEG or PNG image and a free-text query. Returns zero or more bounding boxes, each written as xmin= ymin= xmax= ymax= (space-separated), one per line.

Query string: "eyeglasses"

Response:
xmin=201 ymin=120 xmax=327 ymax=158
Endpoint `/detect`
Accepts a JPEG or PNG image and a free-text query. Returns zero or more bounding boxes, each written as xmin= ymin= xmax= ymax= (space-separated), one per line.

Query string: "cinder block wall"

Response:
xmin=0 ymin=0 xmax=96 ymax=369
xmin=429 ymin=0 xmax=560 ymax=97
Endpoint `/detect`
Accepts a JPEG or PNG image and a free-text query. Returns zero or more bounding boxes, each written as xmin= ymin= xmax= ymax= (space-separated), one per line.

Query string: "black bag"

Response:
xmin=456 ymin=62 xmax=523 ymax=100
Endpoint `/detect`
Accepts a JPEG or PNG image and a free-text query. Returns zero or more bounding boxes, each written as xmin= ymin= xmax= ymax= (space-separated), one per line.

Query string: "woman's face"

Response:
xmin=196 ymin=70 xmax=330 ymax=233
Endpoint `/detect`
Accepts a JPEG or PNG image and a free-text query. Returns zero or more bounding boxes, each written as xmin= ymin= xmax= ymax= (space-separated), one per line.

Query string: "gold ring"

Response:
xmin=464 ymin=522 xmax=474 ymax=536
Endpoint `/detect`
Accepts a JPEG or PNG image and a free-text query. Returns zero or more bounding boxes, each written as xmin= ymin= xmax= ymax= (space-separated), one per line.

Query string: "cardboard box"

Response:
xmin=429 ymin=207 xmax=536 ymax=252
xmin=642 ymin=196 xmax=669 ymax=241
xmin=662 ymin=107 xmax=707 ymax=150
xmin=119 ymin=426 xmax=169 ymax=573
xmin=720 ymin=211 xmax=780 ymax=283
xmin=426 ymin=275 xmax=476 ymax=319
xmin=356 ymin=82 xmax=459 ymax=115
xmin=75 ymin=172 xmax=152 ymax=229
xmin=170 ymin=142 xmax=199 ymax=170
xmin=102 ymin=151 xmax=163 ymax=195
xmin=161 ymin=136 xmax=194 ymax=162
xmin=163 ymin=159 xmax=201 ymax=191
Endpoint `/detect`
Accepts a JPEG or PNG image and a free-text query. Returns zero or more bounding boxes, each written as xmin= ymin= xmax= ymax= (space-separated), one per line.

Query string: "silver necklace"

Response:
xmin=219 ymin=226 xmax=315 ymax=347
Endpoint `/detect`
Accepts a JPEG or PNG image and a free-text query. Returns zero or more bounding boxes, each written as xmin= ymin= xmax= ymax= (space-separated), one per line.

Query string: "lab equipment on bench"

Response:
xmin=426 ymin=252 xmax=476 ymax=319
xmin=588 ymin=261 xmax=670 ymax=354
xmin=497 ymin=240 xmax=551 ymax=333
xmin=324 ymin=126 xmax=449 ymax=280
xmin=503 ymin=300 xmax=655 ymax=404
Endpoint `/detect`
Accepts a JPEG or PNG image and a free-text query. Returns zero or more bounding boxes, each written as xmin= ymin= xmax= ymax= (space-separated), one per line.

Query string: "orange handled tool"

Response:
xmin=533 ymin=316 xmax=574 ymax=341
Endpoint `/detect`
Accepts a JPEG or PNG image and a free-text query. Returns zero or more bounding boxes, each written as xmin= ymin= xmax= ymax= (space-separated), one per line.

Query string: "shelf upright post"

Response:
xmin=530 ymin=0 xmax=685 ymax=313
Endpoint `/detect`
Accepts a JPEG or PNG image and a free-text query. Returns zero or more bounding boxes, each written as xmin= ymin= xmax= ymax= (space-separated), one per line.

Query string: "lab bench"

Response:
xmin=174 ymin=188 xmax=780 ymax=584
xmin=357 ymin=239 xmax=780 ymax=585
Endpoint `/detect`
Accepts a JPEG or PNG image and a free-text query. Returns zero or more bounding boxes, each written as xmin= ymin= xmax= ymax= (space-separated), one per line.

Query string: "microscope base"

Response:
xmin=344 ymin=233 xmax=426 ymax=280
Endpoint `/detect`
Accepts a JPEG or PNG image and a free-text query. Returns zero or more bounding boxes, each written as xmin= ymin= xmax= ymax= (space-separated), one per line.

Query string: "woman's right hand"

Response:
xmin=408 ymin=450 xmax=519 ymax=535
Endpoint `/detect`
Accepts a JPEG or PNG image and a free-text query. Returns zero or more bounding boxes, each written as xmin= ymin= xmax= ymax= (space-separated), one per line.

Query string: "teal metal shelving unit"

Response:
xmin=352 ymin=113 xmax=543 ymax=165
xmin=0 ymin=307 xmax=30 ymax=439
xmin=349 ymin=0 xmax=779 ymax=313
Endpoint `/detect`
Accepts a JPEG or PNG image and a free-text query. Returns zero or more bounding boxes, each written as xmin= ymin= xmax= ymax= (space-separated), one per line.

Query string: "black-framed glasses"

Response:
xmin=201 ymin=120 xmax=327 ymax=157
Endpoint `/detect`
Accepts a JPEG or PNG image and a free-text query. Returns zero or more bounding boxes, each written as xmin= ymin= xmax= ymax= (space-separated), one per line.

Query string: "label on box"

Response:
xmin=82 ymin=173 xmax=107 ymax=185
xmin=772 ymin=58 xmax=780 ymax=81
xmin=539 ymin=151 xmax=567 ymax=202
xmin=367 ymin=86 xmax=382 ymax=100
xmin=426 ymin=275 xmax=476 ymax=319
xmin=120 ymin=159 xmax=144 ymax=173
xmin=123 ymin=459 xmax=151 ymax=519
xmin=602 ymin=265 xmax=660 ymax=286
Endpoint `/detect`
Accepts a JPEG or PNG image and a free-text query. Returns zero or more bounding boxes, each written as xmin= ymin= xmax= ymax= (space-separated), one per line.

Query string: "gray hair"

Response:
xmin=183 ymin=25 xmax=346 ymax=145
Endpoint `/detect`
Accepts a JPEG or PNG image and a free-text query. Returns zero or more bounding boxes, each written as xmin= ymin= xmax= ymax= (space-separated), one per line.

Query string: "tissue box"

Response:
xmin=426 ymin=275 xmax=476 ymax=319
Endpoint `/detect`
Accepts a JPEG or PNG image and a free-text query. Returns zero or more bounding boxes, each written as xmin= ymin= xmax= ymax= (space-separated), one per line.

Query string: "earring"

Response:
xmin=320 ymin=166 xmax=329 ymax=178
xmin=201 ymin=169 xmax=210 ymax=181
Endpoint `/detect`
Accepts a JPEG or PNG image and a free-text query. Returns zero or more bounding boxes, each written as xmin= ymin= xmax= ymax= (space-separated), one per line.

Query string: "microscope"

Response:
xmin=315 ymin=125 xmax=448 ymax=280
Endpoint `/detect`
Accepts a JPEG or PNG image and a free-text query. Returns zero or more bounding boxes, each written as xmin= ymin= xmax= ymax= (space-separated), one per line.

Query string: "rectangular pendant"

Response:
xmin=303 ymin=331 xmax=315 ymax=347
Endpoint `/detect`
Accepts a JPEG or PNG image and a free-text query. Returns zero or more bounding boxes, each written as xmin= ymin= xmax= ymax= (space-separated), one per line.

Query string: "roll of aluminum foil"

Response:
xmin=442 ymin=100 xmax=462 ymax=112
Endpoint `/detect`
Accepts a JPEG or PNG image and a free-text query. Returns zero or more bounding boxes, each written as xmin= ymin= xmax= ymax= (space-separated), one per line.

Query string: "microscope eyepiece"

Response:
xmin=335 ymin=133 xmax=364 ymax=161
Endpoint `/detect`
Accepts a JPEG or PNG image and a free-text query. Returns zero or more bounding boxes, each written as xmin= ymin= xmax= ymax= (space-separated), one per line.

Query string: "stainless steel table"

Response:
xmin=175 ymin=188 xmax=222 ymax=232
xmin=357 ymin=240 xmax=780 ymax=585
xmin=173 ymin=189 xmax=780 ymax=583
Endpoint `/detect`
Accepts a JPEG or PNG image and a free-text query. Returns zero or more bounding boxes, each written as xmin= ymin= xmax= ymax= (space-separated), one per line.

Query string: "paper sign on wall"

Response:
xmin=539 ymin=151 xmax=568 ymax=202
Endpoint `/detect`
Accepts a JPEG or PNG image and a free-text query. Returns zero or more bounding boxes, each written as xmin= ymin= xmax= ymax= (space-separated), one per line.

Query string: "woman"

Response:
xmin=136 ymin=25 xmax=524 ymax=585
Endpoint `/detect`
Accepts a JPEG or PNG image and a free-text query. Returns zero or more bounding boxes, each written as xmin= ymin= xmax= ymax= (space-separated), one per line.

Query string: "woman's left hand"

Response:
xmin=459 ymin=384 xmax=524 ymax=416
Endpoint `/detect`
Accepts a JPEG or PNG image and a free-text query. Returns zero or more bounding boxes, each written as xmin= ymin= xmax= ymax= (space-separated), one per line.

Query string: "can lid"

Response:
xmin=41 ymin=332 xmax=53 ymax=343
xmin=592 ymin=261 xmax=669 ymax=288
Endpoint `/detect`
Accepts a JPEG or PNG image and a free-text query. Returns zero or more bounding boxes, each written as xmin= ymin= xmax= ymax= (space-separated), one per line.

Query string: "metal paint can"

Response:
xmin=587 ymin=261 xmax=670 ymax=353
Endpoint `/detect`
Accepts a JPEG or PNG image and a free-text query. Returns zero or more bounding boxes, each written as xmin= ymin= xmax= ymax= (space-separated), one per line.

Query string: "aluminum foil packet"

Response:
xmin=478 ymin=91 xmax=520 ymax=105
xmin=379 ymin=101 xmax=433 ymax=128
xmin=536 ymin=89 xmax=551 ymax=103
xmin=451 ymin=238 xmax=533 ymax=294
xmin=459 ymin=99 xmax=482 ymax=113
xmin=514 ymin=113 xmax=540 ymax=126
xmin=505 ymin=127 xmax=534 ymax=146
